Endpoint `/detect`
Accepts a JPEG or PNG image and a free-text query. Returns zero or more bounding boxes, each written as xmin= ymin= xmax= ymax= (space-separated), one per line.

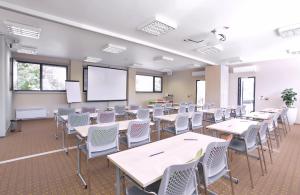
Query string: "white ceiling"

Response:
xmin=1 ymin=0 xmax=300 ymax=70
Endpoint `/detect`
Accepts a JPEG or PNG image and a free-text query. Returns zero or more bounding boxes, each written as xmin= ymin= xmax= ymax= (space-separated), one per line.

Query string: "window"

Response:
xmin=13 ymin=60 xmax=68 ymax=91
xmin=135 ymin=75 xmax=162 ymax=93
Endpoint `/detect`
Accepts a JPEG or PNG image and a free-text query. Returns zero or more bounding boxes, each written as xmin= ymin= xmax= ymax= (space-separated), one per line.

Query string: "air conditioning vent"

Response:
xmin=195 ymin=44 xmax=223 ymax=55
xmin=232 ymin=65 xmax=256 ymax=73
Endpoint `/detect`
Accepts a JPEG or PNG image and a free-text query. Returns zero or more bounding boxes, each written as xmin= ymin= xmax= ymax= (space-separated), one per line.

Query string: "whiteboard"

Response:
xmin=65 ymin=80 xmax=82 ymax=103
xmin=87 ymin=66 xmax=127 ymax=101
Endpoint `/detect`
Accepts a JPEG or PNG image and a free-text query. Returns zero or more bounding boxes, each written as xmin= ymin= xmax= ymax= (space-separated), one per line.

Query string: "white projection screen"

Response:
xmin=87 ymin=66 xmax=127 ymax=101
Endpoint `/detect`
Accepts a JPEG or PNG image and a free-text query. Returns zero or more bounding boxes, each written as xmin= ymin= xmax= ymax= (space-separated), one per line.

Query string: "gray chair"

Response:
xmin=56 ymin=108 xmax=76 ymax=139
xmin=126 ymin=156 xmax=201 ymax=195
xmin=137 ymin=109 xmax=150 ymax=120
xmin=234 ymin=106 xmax=241 ymax=118
xmin=188 ymin=104 xmax=196 ymax=113
xmin=191 ymin=112 xmax=203 ymax=133
xmin=281 ymin=107 xmax=291 ymax=131
xmin=224 ymin=108 xmax=232 ymax=120
xmin=164 ymin=103 xmax=173 ymax=114
xmin=97 ymin=111 xmax=115 ymax=123
xmin=229 ymin=125 xmax=264 ymax=188
xmin=268 ymin=112 xmax=281 ymax=148
xmin=130 ymin=105 xmax=140 ymax=110
xmin=81 ymin=107 xmax=96 ymax=114
xmin=241 ymin=105 xmax=247 ymax=117
xmin=115 ymin=105 xmax=126 ymax=119
xmin=65 ymin=113 xmax=90 ymax=153
xmin=164 ymin=114 xmax=189 ymax=135
xmin=178 ymin=105 xmax=187 ymax=113
xmin=120 ymin=120 xmax=151 ymax=148
xmin=198 ymin=141 xmax=234 ymax=195
xmin=213 ymin=108 xmax=223 ymax=123
xmin=78 ymin=123 xmax=119 ymax=189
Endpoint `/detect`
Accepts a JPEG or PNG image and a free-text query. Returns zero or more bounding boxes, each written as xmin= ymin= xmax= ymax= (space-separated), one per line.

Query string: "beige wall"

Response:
xmin=229 ymin=57 xmax=300 ymax=123
xmin=164 ymin=69 xmax=204 ymax=103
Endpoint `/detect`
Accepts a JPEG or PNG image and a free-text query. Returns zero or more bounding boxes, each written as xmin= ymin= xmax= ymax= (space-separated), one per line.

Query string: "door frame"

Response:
xmin=237 ymin=76 xmax=256 ymax=111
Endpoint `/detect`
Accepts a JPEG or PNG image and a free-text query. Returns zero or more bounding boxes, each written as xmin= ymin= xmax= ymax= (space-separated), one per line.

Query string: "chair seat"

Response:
xmin=119 ymin=136 xmax=150 ymax=148
xmin=66 ymin=127 xmax=77 ymax=135
xmin=79 ymin=144 xmax=118 ymax=159
xmin=164 ymin=126 xmax=188 ymax=135
xmin=229 ymin=138 xmax=256 ymax=152
xmin=198 ymin=162 xmax=228 ymax=185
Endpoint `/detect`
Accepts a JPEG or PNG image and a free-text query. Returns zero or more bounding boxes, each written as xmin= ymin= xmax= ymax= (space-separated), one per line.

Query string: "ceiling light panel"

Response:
xmin=138 ymin=16 xmax=177 ymax=36
xmin=196 ymin=44 xmax=223 ymax=55
xmin=102 ymin=44 xmax=127 ymax=54
xmin=17 ymin=45 xmax=37 ymax=55
xmin=84 ymin=57 xmax=102 ymax=63
xmin=154 ymin=55 xmax=174 ymax=62
xmin=4 ymin=20 xmax=41 ymax=39
xmin=277 ymin=23 xmax=300 ymax=38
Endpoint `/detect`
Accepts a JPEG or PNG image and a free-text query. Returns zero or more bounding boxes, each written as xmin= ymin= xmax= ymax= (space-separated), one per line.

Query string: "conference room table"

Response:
xmin=125 ymin=108 xmax=154 ymax=115
xmin=74 ymin=119 xmax=155 ymax=187
xmin=107 ymin=132 xmax=225 ymax=195
xmin=260 ymin=108 xmax=283 ymax=113
xmin=244 ymin=112 xmax=274 ymax=121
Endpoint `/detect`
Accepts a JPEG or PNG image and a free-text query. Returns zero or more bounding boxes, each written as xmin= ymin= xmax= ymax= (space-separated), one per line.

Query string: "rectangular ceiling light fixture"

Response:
xmin=17 ymin=45 xmax=38 ymax=55
xmin=196 ymin=44 xmax=223 ymax=55
xmin=277 ymin=23 xmax=300 ymax=38
xmin=232 ymin=65 xmax=256 ymax=73
xmin=4 ymin=20 xmax=41 ymax=39
xmin=102 ymin=44 xmax=127 ymax=54
xmin=138 ymin=15 xmax=177 ymax=36
xmin=154 ymin=55 xmax=174 ymax=62
xmin=84 ymin=57 xmax=102 ymax=63
xmin=221 ymin=57 xmax=243 ymax=64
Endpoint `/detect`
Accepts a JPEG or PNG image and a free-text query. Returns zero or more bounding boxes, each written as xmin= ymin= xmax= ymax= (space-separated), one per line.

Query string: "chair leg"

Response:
xmin=274 ymin=129 xmax=280 ymax=148
xmin=245 ymin=151 xmax=254 ymax=188
xmin=286 ymin=116 xmax=291 ymax=131
xmin=267 ymin=131 xmax=273 ymax=153
xmin=266 ymin=138 xmax=273 ymax=164
xmin=86 ymin=157 xmax=91 ymax=195
xmin=107 ymin=158 xmax=110 ymax=168
xmin=260 ymin=144 xmax=267 ymax=173
xmin=257 ymin=147 xmax=264 ymax=176
xmin=226 ymin=151 xmax=235 ymax=195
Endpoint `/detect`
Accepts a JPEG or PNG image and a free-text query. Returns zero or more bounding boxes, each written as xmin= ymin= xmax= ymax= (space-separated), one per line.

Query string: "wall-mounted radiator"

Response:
xmin=16 ymin=108 xmax=48 ymax=120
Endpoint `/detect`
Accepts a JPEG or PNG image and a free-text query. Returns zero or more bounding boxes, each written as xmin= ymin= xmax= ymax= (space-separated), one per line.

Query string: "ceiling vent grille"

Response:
xmin=4 ymin=20 xmax=41 ymax=39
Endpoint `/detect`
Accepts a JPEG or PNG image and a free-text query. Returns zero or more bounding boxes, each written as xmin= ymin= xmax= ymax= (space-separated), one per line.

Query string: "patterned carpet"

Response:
xmin=0 ymin=119 xmax=299 ymax=195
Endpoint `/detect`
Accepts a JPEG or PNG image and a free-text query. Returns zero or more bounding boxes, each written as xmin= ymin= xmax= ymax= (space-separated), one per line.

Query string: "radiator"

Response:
xmin=16 ymin=108 xmax=48 ymax=120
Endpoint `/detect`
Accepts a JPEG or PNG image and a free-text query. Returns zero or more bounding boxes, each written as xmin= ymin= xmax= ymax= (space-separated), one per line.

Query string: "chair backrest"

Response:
xmin=191 ymin=112 xmax=203 ymax=128
xmin=224 ymin=108 xmax=231 ymax=120
xmin=87 ymin=123 xmax=119 ymax=158
xmin=81 ymin=107 xmax=96 ymax=114
xmin=154 ymin=103 xmax=163 ymax=108
xmin=178 ymin=105 xmax=186 ymax=113
xmin=127 ymin=120 xmax=151 ymax=148
xmin=235 ymin=106 xmax=241 ymax=117
xmin=58 ymin=107 xmax=75 ymax=116
xmin=137 ymin=109 xmax=150 ymax=120
xmin=98 ymin=111 xmax=115 ymax=123
xmin=243 ymin=124 xmax=259 ymax=150
xmin=214 ymin=109 xmax=223 ymax=123
xmin=202 ymin=141 xmax=230 ymax=185
xmin=188 ymin=104 xmax=196 ymax=113
xmin=153 ymin=107 xmax=164 ymax=117
xmin=241 ymin=105 xmax=246 ymax=115
xmin=129 ymin=105 xmax=139 ymax=110
xmin=68 ymin=113 xmax=90 ymax=128
xmin=158 ymin=159 xmax=199 ymax=195
xmin=114 ymin=105 xmax=126 ymax=115
xmin=258 ymin=121 xmax=268 ymax=143
xmin=165 ymin=103 xmax=172 ymax=108
xmin=175 ymin=114 xmax=189 ymax=133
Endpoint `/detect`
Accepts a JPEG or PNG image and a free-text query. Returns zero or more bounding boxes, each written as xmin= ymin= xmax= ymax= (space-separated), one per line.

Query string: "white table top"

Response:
xmin=108 ymin=132 xmax=224 ymax=188
xmin=260 ymin=108 xmax=283 ymax=113
xmin=60 ymin=113 xmax=98 ymax=121
xmin=154 ymin=113 xmax=193 ymax=122
xmin=74 ymin=119 xmax=154 ymax=137
xmin=53 ymin=108 xmax=82 ymax=115
xmin=206 ymin=118 xmax=259 ymax=135
xmin=199 ymin=108 xmax=220 ymax=114
xmin=126 ymin=109 xmax=153 ymax=115
xmin=244 ymin=112 xmax=273 ymax=120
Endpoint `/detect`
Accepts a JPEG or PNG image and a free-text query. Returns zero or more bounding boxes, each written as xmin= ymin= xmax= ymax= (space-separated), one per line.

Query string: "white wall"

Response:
xmin=229 ymin=58 xmax=300 ymax=123
xmin=0 ymin=35 xmax=13 ymax=136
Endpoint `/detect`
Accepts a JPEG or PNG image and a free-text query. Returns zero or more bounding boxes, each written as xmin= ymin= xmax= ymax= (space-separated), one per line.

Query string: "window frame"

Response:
xmin=12 ymin=60 xmax=68 ymax=92
xmin=135 ymin=74 xmax=163 ymax=93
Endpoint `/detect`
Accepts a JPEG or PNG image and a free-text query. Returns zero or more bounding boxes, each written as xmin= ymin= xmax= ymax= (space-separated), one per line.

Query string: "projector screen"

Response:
xmin=87 ymin=66 xmax=127 ymax=101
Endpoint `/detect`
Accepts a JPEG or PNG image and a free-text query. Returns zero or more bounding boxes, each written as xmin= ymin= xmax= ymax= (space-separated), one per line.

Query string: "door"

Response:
xmin=238 ymin=77 xmax=255 ymax=113
xmin=196 ymin=80 xmax=206 ymax=106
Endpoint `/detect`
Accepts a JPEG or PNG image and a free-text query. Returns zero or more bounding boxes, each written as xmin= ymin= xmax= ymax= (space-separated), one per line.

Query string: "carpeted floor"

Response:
xmin=0 ymin=119 xmax=299 ymax=195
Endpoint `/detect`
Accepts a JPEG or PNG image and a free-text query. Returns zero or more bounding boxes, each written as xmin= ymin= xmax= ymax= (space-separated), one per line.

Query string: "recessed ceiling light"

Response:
xmin=195 ymin=44 xmax=223 ymax=55
xmin=4 ymin=20 xmax=41 ymax=39
xmin=138 ymin=15 xmax=177 ymax=36
xmin=221 ymin=57 xmax=243 ymax=64
xmin=287 ymin=49 xmax=300 ymax=55
xmin=102 ymin=44 xmax=127 ymax=54
xmin=154 ymin=55 xmax=174 ymax=62
xmin=192 ymin=64 xmax=203 ymax=67
xmin=83 ymin=57 xmax=102 ymax=63
xmin=277 ymin=23 xmax=300 ymax=38
xmin=17 ymin=45 xmax=37 ymax=55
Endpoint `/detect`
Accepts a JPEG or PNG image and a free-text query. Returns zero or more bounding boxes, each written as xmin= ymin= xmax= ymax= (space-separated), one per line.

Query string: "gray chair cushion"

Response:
xmin=79 ymin=144 xmax=118 ymax=158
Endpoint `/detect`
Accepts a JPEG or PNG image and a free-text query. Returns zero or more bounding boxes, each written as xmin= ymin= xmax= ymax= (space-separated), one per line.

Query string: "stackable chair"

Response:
xmin=278 ymin=109 xmax=288 ymax=136
xmin=120 ymin=120 xmax=151 ymax=148
xmin=268 ymin=112 xmax=281 ymax=148
xmin=224 ymin=108 xmax=232 ymax=120
xmin=115 ymin=105 xmax=126 ymax=120
xmin=56 ymin=108 xmax=75 ymax=139
xmin=241 ymin=105 xmax=247 ymax=117
xmin=77 ymin=123 xmax=119 ymax=189
xmin=213 ymin=108 xmax=224 ymax=123
xmin=81 ymin=107 xmax=96 ymax=114
xmin=178 ymin=105 xmax=187 ymax=113
xmin=281 ymin=107 xmax=291 ymax=131
xmin=153 ymin=107 xmax=164 ymax=132
xmin=234 ymin=106 xmax=241 ymax=118
xmin=164 ymin=114 xmax=189 ymax=135
xmin=130 ymin=105 xmax=140 ymax=110
xmin=164 ymin=103 xmax=173 ymax=114
xmin=188 ymin=104 xmax=196 ymax=113
xmin=198 ymin=141 xmax=234 ymax=195
xmin=137 ymin=109 xmax=150 ymax=120
xmin=257 ymin=121 xmax=273 ymax=173
xmin=191 ymin=112 xmax=204 ymax=133
xmin=126 ymin=155 xmax=201 ymax=195
xmin=97 ymin=111 xmax=115 ymax=123
xmin=65 ymin=113 xmax=90 ymax=154
xmin=228 ymin=125 xmax=264 ymax=188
